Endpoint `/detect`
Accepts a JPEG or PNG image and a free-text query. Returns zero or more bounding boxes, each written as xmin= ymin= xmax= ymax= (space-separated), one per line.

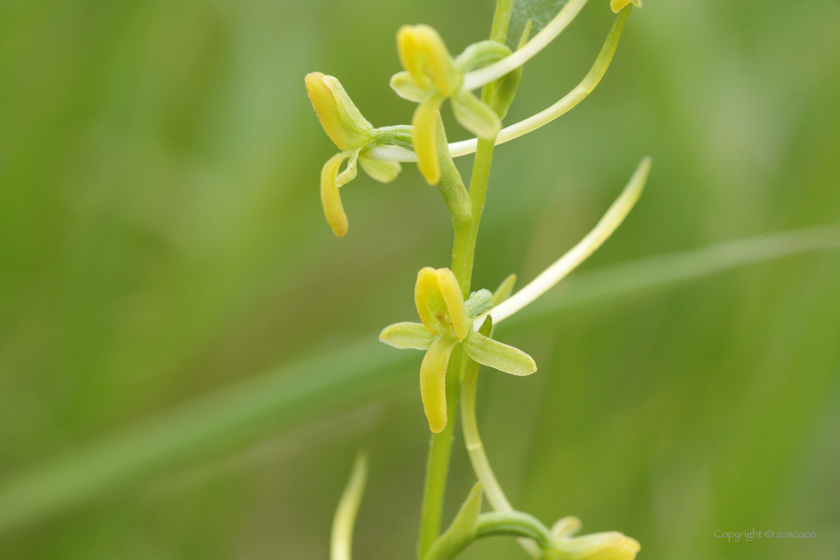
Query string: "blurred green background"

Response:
xmin=1 ymin=0 xmax=839 ymax=558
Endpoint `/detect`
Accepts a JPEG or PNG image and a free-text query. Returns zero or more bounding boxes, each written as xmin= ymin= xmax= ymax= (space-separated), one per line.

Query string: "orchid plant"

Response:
xmin=307 ymin=1 xmax=649 ymax=559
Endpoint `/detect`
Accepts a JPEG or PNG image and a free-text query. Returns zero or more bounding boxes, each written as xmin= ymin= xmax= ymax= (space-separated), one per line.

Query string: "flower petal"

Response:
xmin=452 ymin=90 xmax=501 ymax=140
xmin=436 ymin=268 xmax=469 ymax=341
xmin=390 ymin=71 xmax=427 ymax=103
xmin=462 ymin=331 xmax=536 ymax=376
xmin=412 ymin=94 xmax=445 ymax=184
xmin=610 ymin=0 xmax=641 ymax=14
xmin=306 ymin=72 xmax=373 ymax=151
xmin=455 ymin=40 xmax=511 ymax=72
xmin=415 ymin=267 xmax=445 ymax=335
xmin=548 ymin=531 xmax=640 ymax=560
xmin=379 ymin=322 xmax=436 ymax=350
xmin=420 ymin=335 xmax=458 ymax=433
xmin=359 ymin=157 xmax=402 ymax=183
xmin=320 ymin=152 xmax=350 ymax=237
xmin=336 ymin=148 xmax=360 ymax=187
xmin=397 ymin=25 xmax=460 ymax=96
xmin=551 ymin=517 xmax=582 ymax=539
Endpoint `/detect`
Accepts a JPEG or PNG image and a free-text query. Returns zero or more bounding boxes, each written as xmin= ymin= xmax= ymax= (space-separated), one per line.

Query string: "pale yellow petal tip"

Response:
xmin=552 ymin=532 xmax=640 ymax=560
xmin=417 ymin=155 xmax=441 ymax=186
xmin=551 ymin=516 xmax=582 ymax=539
xmin=411 ymin=95 xmax=445 ymax=185
xmin=397 ymin=25 xmax=459 ymax=96
xmin=415 ymin=267 xmax=442 ymax=335
xmin=419 ymin=336 xmax=456 ymax=433
xmin=610 ymin=0 xmax=642 ymax=13
xmin=321 ymin=153 xmax=350 ymax=237
xmin=436 ymin=268 xmax=469 ymax=341
xmin=428 ymin=413 xmax=447 ymax=433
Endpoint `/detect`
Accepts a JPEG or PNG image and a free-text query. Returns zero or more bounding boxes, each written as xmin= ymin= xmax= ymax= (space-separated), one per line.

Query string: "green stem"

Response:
xmin=460 ymin=322 xmax=543 ymax=558
xmin=457 ymin=0 xmax=518 ymax=294
xmin=425 ymin=508 xmax=553 ymax=560
xmin=416 ymin=1 xmax=515 ymax=558
xmin=417 ymin=347 xmax=465 ymax=558
xmin=489 ymin=0 xmax=513 ymax=43
xmin=461 ymin=347 xmax=513 ymax=512
xmin=475 ymin=511 xmax=553 ymax=548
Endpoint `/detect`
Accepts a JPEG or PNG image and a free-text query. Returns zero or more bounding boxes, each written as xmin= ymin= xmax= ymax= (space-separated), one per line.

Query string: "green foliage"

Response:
xmin=1 ymin=0 xmax=839 ymax=559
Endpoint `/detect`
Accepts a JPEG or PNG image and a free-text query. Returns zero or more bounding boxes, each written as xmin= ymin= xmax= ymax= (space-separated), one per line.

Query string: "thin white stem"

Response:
xmin=462 ymin=0 xmax=589 ymax=91
xmin=367 ymin=5 xmax=627 ymax=164
xmin=475 ymin=157 xmax=651 ymax=330
xmin=366 ymin=83 xmax=595 ymax=163
xmin=461 ymin=359 xmax=542 ymax=558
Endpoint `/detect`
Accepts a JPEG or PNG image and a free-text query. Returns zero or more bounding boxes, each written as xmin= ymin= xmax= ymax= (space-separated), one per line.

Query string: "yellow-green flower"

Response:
xmin=380 ymin=267 xmax=536 ymax=433
xmin=546 ymin=518 xmax=640 ymax=560
xmin=306 ymin=72 xmax=407 ymax=237
xmin=391 ymin=26 xmax=507 ymax=185
xmin=610 ymin=0 xmax=642 ymax=13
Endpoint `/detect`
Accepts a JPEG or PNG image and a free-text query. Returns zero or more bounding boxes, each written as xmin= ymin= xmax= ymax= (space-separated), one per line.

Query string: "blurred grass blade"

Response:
xmin=508 ymin=222 xmax=840 ymax=327
xmin=331 ymin=452 xmax=368 ymax=560
xmin=0 ymin=338 xmax=410 ymax=534
xmin=0 ymin=223 xmax=838 ymax=534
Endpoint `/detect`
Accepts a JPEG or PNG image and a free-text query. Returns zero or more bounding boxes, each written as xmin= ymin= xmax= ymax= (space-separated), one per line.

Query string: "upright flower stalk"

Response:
xmin=312 ymin=3 xmax=649 ymax=560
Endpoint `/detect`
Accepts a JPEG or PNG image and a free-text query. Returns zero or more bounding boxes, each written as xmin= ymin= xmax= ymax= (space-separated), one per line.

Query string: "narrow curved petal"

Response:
xmin=379 ymin=322 xmax=436 ymax=350
xmin=462 ymin=331 xmax=536 ymax=376
xmin=420 ymin=335 xmax=458 ymax=433
xmin=306 ymin=73 xmax=372 ymax=151
xmin=452 ymin=90 xmax=501 ymax=140
xmin=321 ymin=152 xmax=350 ymax=237
xmin=412 ymin=94 xmax=445 ymax=184
xmin=397 ymin=25 xmax=459 ymax=96
xmin=390 ymin=71 xmax=427 ymax=103
xmin=336 ymin=149 xmax=360 ymax=187
xmin=551 ymin=517 xmax=582 ymax=539
xmin=436 ymin=268 xmax=469 ymax=341
xmin=397 ymin=26 xmax=425 ymax=89
xmin=323 ymin=75 xmax=375 ymax=141
xmin=415 ymin=267 xmax=445 ymax=335
xmin=359 ymin=157 xmax=402 ymax=183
